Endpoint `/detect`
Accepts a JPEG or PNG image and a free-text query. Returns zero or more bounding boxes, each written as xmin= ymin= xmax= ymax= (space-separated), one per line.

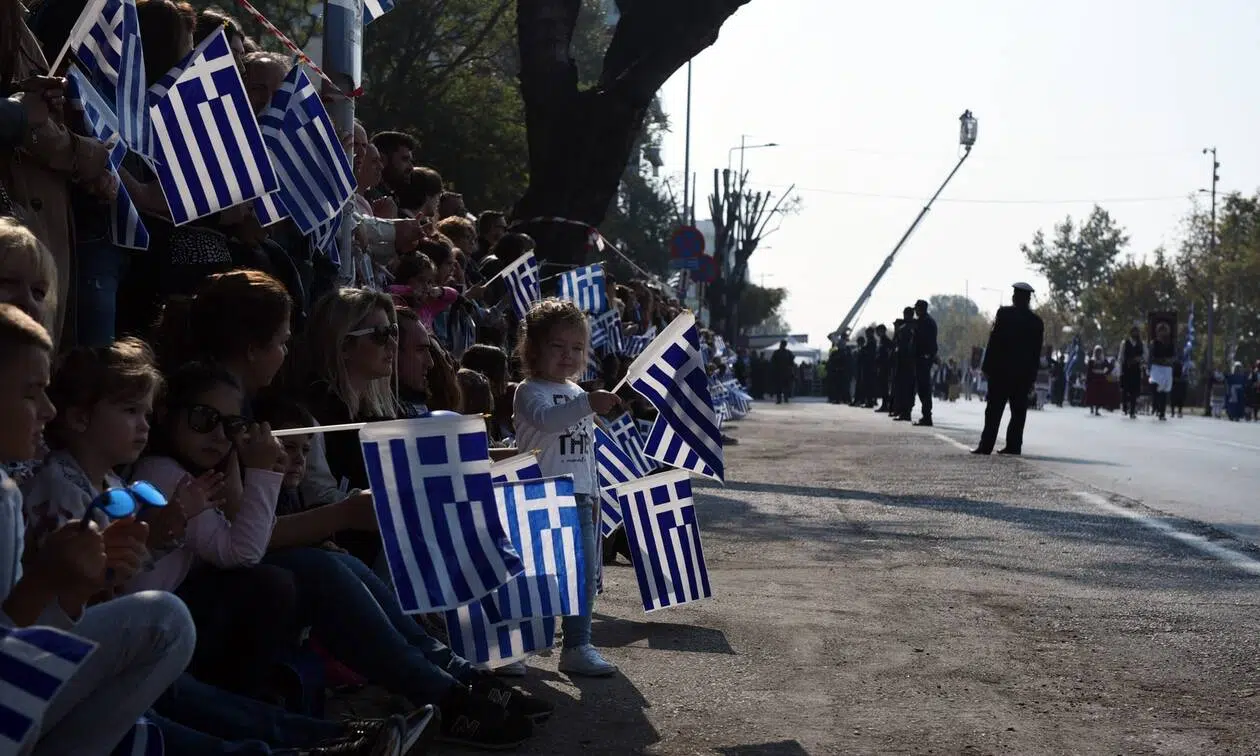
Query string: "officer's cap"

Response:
xmin=1012 ymin=282 xmax=1034 ymax=292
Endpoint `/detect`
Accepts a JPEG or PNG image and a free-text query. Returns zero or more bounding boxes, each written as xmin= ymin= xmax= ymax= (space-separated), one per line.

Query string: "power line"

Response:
xmin=748 ymin=182 xmax=1193 ymax=206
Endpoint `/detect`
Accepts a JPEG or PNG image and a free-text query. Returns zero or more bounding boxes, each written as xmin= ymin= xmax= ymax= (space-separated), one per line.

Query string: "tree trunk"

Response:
xmin=512 ymin=0 xmax=751 ymax=272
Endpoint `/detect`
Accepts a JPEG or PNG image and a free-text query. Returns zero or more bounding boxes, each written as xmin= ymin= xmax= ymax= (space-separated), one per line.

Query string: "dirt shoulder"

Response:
xmin=454 ymin=400 xmax=1260 ymax=755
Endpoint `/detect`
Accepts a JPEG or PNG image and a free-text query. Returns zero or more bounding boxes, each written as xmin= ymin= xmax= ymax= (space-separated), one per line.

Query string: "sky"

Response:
xmin=655 ymin=0 xmax=1260 ymax=348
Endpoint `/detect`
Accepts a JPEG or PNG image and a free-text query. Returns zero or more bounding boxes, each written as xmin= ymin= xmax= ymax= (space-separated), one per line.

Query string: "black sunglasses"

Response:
xmin=185 ymin=404 xmax=249 ymax=436
xmin=348 ymin=323 xmax=399 ymax=346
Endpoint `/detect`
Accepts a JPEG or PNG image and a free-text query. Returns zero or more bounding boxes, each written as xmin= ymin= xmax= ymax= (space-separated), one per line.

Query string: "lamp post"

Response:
xmin=829 ymin=110 xmax=978 ymax=342
xmin=1202 ymin=147 xmax=1219 ymax=411
xmin=727 ymin=135 xmax=779 ymax=173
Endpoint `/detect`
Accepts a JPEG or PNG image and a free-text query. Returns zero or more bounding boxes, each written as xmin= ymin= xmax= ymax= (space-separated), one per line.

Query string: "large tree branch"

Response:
xmin=429 ymin=0 xmax=514 ymax=89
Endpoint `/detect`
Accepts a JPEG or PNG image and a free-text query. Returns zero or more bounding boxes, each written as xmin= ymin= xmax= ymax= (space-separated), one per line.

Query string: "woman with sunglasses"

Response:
xmin=125 ymin=361 xmax=295 ymax=699
xmin=296 ymin=288 xmax=400 ymax=569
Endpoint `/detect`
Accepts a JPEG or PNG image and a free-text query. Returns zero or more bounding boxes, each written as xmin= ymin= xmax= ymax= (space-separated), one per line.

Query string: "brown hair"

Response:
xmin=0 ymin=218 xmax=58 ymax=328
xmin=46 ymin=338 xmax=163 ymax=448
xmin=435 ymin=216 xmax=476 ymax=253
xmin=137 ymin=0 xmax=197 ymax=87
xmin=195 ymin=6 xmax=245 ymax=45
xmin=460 ymin=344 xmax=508 ymax=396
xmin=456 ymin=369 xmax=492 ymax=415
xmin=0 ymin=302 xmax=52 ymax=357
xmin=396 ymin=166 xmax=443 ymax=213
xmin=153 ymin=269 xmax=291 ymax=371
xmin=515 ymin=298 xmax=588 ymax=378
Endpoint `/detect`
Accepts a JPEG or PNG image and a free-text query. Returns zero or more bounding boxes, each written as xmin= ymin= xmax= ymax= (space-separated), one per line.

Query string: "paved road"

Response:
xmin=462 ymin=400 xmax=1260 ymax=755
xmin=921 ymin=398 xmax=1260 ymax=546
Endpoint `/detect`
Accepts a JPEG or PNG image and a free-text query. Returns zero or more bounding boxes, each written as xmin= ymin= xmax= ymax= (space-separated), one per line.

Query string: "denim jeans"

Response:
xmin=264 ymin=547 xmax=474 ymax=704
xmin=75 ymin=238 xmax=126 ymax=347
xmin=151 ymin=673 xmax=343 ymax=755
xmin=33 ymin=592 xmax=195 ymax=755
xmin=561 ymin=494 xmax=599 ymax=648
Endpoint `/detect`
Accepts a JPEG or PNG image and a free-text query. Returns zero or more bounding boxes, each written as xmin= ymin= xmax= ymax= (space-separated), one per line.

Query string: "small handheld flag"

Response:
xmin=617 ymin=469 xmax=712 ymax=612
xmin=444 ymin=600 xmax=555 ymax=670
xmin=0 ymin=625 xmax=98 ymax=753
xmin=490 ymin=452 xmax=543 ymax=484
xmin=557 ymin=263 xmax=608 ymax=314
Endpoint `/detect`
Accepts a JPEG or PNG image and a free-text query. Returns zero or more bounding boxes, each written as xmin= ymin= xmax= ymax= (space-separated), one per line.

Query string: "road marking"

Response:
xmin=1075 ymin=491 xmax=1260 ymax=577
xmin=1167 ymin=429 xmax=1260 ymax=453
xmin=933 ymin=433 xmax=972 ymax=452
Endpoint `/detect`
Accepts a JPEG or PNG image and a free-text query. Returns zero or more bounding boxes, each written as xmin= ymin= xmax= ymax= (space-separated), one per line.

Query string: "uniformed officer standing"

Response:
xmin=913 ymin=299 xmax=938 ymax=426
xmin=893 ymin=307 xmax=917 ymax=420
xmin=874 ymin=323 xmax=892 ymax=412
xmin=973 ymin=282 xmax=1045 ymax=455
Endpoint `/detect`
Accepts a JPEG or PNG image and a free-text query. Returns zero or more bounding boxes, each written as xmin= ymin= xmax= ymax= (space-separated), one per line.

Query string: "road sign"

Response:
xmin=669 ymin=226 xmax=705 ymax=260
xmin=692 ymin=253 xmax=718 ymax=283
xmin=668 ymin=257 xmax=701 ymax=271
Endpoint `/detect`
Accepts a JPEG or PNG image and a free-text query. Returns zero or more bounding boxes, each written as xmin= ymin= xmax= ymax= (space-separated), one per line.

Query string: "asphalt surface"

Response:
xmin=439 ymin=399 xmax=1260 ymax=755
xmin=923 ymin=397 xmax=1260 ymax=545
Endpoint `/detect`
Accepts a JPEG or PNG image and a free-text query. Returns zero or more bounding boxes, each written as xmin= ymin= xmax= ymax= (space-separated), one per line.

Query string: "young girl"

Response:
xmin=387 ymin=251 xmax=456 ymax=332
xmin=513 ymin=298 xmax=623 ymax=677
xmin=124 ymin=361 xmax=295 ymax=697
xmin=22 ymin=338 xmax=216 ymax=577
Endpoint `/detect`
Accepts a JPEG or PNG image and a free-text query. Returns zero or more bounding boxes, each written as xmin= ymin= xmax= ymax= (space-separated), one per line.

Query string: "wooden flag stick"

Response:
xmin=271 ymin=415 xmax=494 ymax=438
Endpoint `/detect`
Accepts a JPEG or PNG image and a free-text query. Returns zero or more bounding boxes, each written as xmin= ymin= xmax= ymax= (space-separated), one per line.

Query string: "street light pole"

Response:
xmin=681 ymin=61 xmax=692 ymax=226
xmin=1203 ymin=147 xmax=1219 ymax=411
xmin=727 ymin=137 xmax=778 ymax=172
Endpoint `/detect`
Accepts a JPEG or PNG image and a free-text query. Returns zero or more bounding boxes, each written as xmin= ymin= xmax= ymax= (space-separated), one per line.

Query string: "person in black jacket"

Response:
xmin=973 ymin=283 xmax=1044 ymax=455
xmin=913 ymin=299 xmax=938 ymax=425
xmin=874 ymin=323 xmax=892 ymax=412
xmin=1120 ymin=326 xmax=1145 ymax=418
xmin=893 ymin=307 xmax=917 ymax=420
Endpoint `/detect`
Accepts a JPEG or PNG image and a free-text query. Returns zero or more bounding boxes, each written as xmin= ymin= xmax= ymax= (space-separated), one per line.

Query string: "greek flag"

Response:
xmin=0 ymin=625 xmax=97 ymax=753
xmin=360 ymin=415 xmax=524 ymax=613
xmin=490 ymin=452 xmax=542 ymax=484
xmin=607 ymin=413 xmax=652 ymax=476
xmin=65 ymin=67 xmax=149 ymax=249
xmin=580 ymin=352 xmax=601 ymax=383
xmin=621 ymin=312 xmax=724 ymax=482
xmin=311 ymin=214 xmax=342 ymax=264
xmin=482 ymin=477 xmax=588 ymax=623
xmin=254 ymin=192 xmax=288 ymax=227
xmin=589 ymin=309 xmax=620 ymax=351
xmin=708 ymin=379 xmax=730 ymax=425
xmin=558 ymin=263 xmax=608 ymax=314
xmin=622 ymin=334 xmax=652 ymax=358
xmin=1183 ymin=303 xmax=1195 ymax=364
xmin=111 ymin=716 xmax=163 ymax=756
xmin=444 ymin=600 xmax=555 ymax=670
xmin=148 ymin=28 xmax=278 ymax=225
xmin=257 ymin=66 xmax=356 ymax=234
xmin=363 ymin=0 xmax=395 ymax=23
xmin=1064 ymin=334 xmax=1082 ymax=378
xmin=63 ymin=0 xmax=153 ymax=159
xmin=595 ymin=425 xmax=648 ymax=537
xmin=723 ymin=380 xmax=751 ymax=417
xmin=617 ymin=469 xmax=712 ymax=612
xmin=499 ymin=252 xmax=541 ymax=319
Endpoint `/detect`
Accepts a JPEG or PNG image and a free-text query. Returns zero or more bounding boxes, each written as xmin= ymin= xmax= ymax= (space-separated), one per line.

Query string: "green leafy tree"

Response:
xmin=738 ymin=284 xmax=787 ymax=334
xmin=1178 ymin=192 xmax=1260 ymax=368
xmin=1021 ymin=205 xmax=1129 ymax=313
xmin=1082 ymin=250 xmax=1182 ymax=347
xmin=927 ymin=294 xmax=991 ymax=364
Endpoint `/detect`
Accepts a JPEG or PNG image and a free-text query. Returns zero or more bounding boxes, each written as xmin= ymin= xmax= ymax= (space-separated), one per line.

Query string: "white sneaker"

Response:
xmin=494 ymin=660 xmax=528 ymax=677
xmin=558 ymin=645 xmax=617 ymax=677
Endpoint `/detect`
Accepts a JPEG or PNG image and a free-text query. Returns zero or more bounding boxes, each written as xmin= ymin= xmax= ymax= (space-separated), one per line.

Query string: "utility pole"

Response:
xmin=681 ymin=62 xmax=692 ymax=226
xmin=1203 ymin=147 xmax=1218 ymax=412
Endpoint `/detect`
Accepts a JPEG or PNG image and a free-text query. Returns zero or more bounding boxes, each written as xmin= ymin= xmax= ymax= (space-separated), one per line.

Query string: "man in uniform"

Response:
xmin=913 ymin=299 xmax=938 ymax=426
xmin=973 ymin=282 xmax=1045 ymax=455
xmin=893 ymin=307 xmax=917 ymax=420
xmin=874 ymin=323 xmax=893 ymax=412
xmin=771 ymin=340 xmax=795 ymax=404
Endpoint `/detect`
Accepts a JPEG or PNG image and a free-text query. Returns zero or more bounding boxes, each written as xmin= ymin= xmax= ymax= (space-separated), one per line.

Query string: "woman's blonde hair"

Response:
xmin=0 ymin=218 xmax=58 ymax=328
xmin=302 ymin=288 xmax=399 ymax=418
xmin=514 ymin=297 xmax=588 ymax=379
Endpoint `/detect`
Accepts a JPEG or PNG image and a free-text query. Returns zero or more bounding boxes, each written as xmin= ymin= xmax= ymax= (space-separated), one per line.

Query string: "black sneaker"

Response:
xmin=438 ymin=685 xmax=533 ymax=751
xmin=279 ymin=720 xmax=403 ymax=756
xmin=346 ymin=708 xmax=436 ymax=754
xmin=470 ymin=672 xmax=555 ymax=723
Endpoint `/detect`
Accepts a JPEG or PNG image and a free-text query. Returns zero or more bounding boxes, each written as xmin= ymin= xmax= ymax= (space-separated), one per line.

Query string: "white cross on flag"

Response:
xmin=443 ymin=600 xmax=555 ymax=670
xmin=557 ymin=263 xmax=608 ymax=314
xmin=359 ymin=415 xmax=524 ymax=613
xmin=617 ymin=468 xmax=713 ymax=612
xmin=490 ymin=451 xmax=543 ymax=484
xmin=482 ymin=476 xmax=588 ymax=624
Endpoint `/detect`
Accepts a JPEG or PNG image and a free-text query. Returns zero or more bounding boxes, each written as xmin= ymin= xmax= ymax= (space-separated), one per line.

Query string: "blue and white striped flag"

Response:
xmin=311 ymin=213 xmax=342 ymax=264
xmin=558 ymin=263 xmax=608 ymax=314
xmin=595 ymin=425 xmax=648 ymax=537
xmin=1183 ymin=303 xmax=1195 ymax=365
xmin=483 ymin=477 xmax=588 ymax=623
xmin=490 ymin=452 xmax=542 ymax=484
xmin=148 ymin=28 xmax=278 ymax=225
xmin=65 ymin=67 xmax=149 ymax=250
xmin=723 ymin=380 xmax=751 ymax=417
xmin=444 ymin=600 xmax=555 ymax=670
xmin=257 ymin=66 xmax=356 ymax=234
xmin=635 ymin=417 xmax=653 ymax=440
xmin=0 ymin=625 xmax=97 ymax=753
xmin=359 ymin=415 xmax=524 ymax=613
xmin=588 ymin=309 xmax=620 ymax=351
xmin=499 ymin=252 xmax=541 ymax=319
xmin=62 ymin=0 xmax=153 ymax=158
xmin=363 ymin=0 xmax=395 ymax=23
xmin=708 ymin=378 xmax=730 ymax=425
xmin=617 ymin=469 xmax=712 ymax=612
xmin=607 ymin=413 xmax=652 ymax=476
xmin=111 ymin=716 xmax=163 ymax=756
xmin=254 ymin=192 xmax=288 ymax=227
xmin=622 ymin=334 xmax=651 ymax=358
xmin=580 ymin=351 xmax=601 ymax=383
xmin=622 ymin=312 xmax=724 ymax=482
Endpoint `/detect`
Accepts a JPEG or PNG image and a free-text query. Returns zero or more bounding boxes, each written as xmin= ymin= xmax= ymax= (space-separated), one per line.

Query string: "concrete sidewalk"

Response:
xmin=449 ymin=399 xmax=1260 ymax=755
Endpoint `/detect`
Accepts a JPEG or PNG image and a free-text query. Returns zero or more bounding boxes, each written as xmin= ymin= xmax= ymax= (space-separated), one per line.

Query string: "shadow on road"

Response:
xmin=592 ymin=611 xmax=735 ymax=655
xmin=718 ymin=740 xmax=812 ymax=755
xmin=1014 ymin=453 xmax=1120 ymax=466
